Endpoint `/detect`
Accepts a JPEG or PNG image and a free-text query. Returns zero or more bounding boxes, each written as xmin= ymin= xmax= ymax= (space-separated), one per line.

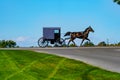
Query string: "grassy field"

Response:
xmin=0 ymin=50 xmax=120 ymax=80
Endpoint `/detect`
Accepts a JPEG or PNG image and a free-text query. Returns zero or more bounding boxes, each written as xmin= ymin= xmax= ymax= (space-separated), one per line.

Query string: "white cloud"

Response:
xmin=15 ymin=36 xmax=28 ymax=42
xmin=14 ymin=36 xmax=38 ymax=47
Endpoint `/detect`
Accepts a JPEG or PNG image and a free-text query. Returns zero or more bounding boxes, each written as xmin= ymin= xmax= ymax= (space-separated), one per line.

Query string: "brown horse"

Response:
xmin=64 ymin=26 xmax=94 ymax=46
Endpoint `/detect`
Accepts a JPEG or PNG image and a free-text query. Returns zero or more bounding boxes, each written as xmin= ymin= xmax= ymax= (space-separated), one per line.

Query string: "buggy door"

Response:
xmin=54 ymin=29 xmax=60 ymax=41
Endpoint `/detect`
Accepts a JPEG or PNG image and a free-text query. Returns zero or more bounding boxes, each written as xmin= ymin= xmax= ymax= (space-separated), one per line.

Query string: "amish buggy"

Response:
xmin=38 ymin=27 xmax=65 ymax=47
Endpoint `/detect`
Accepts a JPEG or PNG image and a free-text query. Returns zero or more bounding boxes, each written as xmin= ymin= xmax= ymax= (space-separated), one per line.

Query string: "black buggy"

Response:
xmin=38 ymin=27 xmax=65 ymax=47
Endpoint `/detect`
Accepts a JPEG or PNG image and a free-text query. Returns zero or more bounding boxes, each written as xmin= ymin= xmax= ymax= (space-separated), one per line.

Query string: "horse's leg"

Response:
xmin=72 ymin=40 xmax=76 ymax=46
xmin=86 ymin=38 xmax=90 ymax=41
xmin=80 ymin=39 xmax=84 ymax=47
xmin=68 ymin=38 xmax=75 ymax=47
xmin=67 ymin=39 xmax=71 ymax=47
xmin=86 ymin=38 xmax=90 ymax=43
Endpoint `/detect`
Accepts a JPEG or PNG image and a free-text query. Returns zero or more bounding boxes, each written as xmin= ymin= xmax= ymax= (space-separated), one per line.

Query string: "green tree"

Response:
xmin=0 ymin=40 xmax=6 ymax=48
xmin=0 ymin=40 xmax=16 ymax=48
xmin=7 ymin=40 xmax=16 ymax=48
xmin=98 ymin=41 xmax=106 ymax=46
xmin=114 ymin=0 xmax=120 ymax=5
xmin=83 ymin=41 xmax=95 ymax=47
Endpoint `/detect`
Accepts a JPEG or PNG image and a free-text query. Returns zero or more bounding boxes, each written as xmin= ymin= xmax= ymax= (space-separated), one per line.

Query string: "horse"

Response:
xmin=64 ymin=26 xmax=94 ymax=46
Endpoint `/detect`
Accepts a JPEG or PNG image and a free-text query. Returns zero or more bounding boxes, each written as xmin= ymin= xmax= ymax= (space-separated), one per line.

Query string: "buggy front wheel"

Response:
xmin=38 ymin=37 xmax=48 ymax=48
xmin=55 ymin=38 xmax=66 ymax=47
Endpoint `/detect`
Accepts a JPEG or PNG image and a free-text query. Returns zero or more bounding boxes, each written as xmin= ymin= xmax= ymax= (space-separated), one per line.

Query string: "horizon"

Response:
xmin=0 ymin=0 xmax=120 ymax=47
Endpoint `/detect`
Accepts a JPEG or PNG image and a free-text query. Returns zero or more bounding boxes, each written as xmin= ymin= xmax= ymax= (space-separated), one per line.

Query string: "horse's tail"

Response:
xmin=64 ymin=32 xmax=71 ymax=36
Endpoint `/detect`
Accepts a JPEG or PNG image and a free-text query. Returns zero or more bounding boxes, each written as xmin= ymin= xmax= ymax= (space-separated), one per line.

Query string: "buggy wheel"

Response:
xmin=38 ymin=37 xmax=48 ymax=48
xmin=55 ymin=38 xmax=66 ymax=47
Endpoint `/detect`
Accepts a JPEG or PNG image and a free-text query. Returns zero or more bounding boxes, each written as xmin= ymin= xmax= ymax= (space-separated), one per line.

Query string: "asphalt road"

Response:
xmin=1 ymin=47 xmax=120 ymax=73
xmin=33 ymin=47 xmax=120 ymax=73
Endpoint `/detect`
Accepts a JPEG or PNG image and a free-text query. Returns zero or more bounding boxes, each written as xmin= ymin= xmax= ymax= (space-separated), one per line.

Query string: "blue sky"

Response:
xmin=0 ymin=0 xmax=120 ymax=47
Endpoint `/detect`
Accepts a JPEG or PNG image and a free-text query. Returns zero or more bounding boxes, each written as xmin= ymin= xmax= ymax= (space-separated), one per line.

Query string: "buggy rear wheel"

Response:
xmin=38 ymin=37 xmax=48 ymax=48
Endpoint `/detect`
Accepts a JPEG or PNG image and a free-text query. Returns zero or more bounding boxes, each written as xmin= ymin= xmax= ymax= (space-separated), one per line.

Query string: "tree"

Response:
xmin=83 ymin=41 xmax=95 ymax=47
xmin=0 ymin=40 xmax=6 ymax=48
xmin=0 ymin=40 xmax=16 ymax=48
xmin=97 ymin=41 xmax=106 ymax=46
xmin=7 ymin=40 xmax=16 ymax=48
xmin=114 ymin=0 xmax=120 ymax=5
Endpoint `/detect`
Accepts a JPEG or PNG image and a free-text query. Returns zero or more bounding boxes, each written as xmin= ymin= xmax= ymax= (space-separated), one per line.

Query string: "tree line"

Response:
xmin=69 ymin=41 xmax=120 ymax=47
xmin=0 ymin=39 xmax=119 ymax=47
xmin=82 ymin=41 xmax=120 ymax=47
xmin=0 ymin=40 xmax=17 ymax=48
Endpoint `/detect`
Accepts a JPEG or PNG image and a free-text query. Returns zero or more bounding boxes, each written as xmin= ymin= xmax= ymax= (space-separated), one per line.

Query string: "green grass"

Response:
xmin=0 ymin=50 xmax=120 ymax=80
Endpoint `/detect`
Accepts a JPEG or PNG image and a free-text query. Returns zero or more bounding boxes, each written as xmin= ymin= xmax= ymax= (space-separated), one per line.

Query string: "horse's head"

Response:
xmin=88 ymin=26 xmax=94 ymax=32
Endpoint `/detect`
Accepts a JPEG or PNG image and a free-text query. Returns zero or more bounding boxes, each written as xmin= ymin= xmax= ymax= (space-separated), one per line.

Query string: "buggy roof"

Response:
xmin=43 ymin=27 xmax=61 ymax=30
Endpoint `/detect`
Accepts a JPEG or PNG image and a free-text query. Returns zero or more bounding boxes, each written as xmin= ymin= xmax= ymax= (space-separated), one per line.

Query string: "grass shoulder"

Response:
xmin=0 ymin=50 xmax=120 ymax=80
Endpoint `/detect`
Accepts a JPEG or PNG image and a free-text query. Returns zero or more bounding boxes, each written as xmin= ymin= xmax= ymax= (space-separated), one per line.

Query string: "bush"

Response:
xmin=118 ymin=42 xmax=120 ymax=46
xmin=83 ymin=41 xmax=95 ymax=47
xmin=97 ymin=41 xmax=106 ymax=46
xmin=69 ymin=44 xmax=77 ymax=47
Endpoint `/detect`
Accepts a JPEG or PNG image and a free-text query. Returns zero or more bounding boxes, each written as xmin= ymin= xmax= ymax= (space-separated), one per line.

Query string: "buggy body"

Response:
xmin=38 ymin=27 xmax=65 ymax=47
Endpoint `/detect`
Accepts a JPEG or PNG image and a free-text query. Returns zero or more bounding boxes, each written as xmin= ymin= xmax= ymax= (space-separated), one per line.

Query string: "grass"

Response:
xmin=0 ymin=50 xmax=120 ymax=80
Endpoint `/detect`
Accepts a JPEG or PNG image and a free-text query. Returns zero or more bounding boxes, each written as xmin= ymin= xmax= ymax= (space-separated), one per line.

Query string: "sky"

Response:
xmin=0 ymin=0 xmax=120 ymax=47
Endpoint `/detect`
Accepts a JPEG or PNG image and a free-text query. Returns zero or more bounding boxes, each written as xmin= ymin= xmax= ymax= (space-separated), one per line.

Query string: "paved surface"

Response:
xmin=1 ymin=47 xmax=120 ymax=73
xmin=33 ymin=47 xmax=120 ymax=73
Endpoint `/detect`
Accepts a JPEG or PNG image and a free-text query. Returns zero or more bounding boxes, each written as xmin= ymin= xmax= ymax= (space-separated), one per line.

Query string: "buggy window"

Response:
xmin=54 ymin=30 xmax=59 ymax=33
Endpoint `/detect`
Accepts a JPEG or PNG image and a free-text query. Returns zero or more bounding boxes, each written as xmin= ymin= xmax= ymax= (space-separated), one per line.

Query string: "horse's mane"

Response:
xmin=83 ymin=27 xmax=89 ymax=33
